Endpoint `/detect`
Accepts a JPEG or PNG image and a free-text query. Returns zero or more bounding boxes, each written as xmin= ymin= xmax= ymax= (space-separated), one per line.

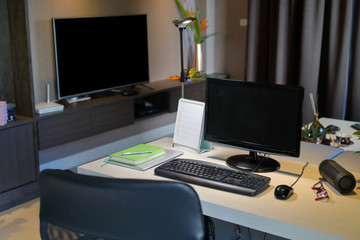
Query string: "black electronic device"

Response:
xmin=274 ymin=162 xmax=308 ymax=200
xmin=274 ymin=185 xmax=294 ymax=200
xmin=204 ymin=78 xmax=304 ymax=172
xmin=352 ymin=123 xmax=360 ymax=130
xmin=319 ymin=160 xmax=356 ymax=194
xmin=154 ymin=158 xmax=271 ymax=196
xmin=52 ymin=14 xmax=149 ymax=100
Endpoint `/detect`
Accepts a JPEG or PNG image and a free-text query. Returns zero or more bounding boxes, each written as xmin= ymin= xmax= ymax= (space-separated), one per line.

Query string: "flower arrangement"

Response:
xmin=187 ymin=68 xmax=208 ymax=80
xmin=175 ymin=0 xmax=220 ymax=79
xmin=175 ymin=0 xmax=219 ymax=44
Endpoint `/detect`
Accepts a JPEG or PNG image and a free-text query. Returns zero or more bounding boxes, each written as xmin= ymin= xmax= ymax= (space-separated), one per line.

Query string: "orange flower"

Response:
xmin=200 ymin=19 xmax=208 ymax=32
xmin=187 ymin=10 xmax=195 ymax=18
xmin=168 ymin=75 xmax=180 ymax=81
xmin=187 ymin=10 xmax=196 ymax=27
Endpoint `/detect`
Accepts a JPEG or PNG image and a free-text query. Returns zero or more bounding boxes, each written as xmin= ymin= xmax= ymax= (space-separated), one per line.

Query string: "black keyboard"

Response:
xmin=154 ymin=158 xmax=270 ymax=196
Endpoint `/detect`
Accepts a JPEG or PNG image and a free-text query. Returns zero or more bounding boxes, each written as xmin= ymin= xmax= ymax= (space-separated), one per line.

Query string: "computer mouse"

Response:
xmin=274 ymin=185 xmax=294 ymax=200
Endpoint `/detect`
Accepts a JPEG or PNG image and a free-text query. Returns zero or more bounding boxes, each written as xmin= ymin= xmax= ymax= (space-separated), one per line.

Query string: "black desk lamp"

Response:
xmin=173 ymin=17 xmax=196 ymax=98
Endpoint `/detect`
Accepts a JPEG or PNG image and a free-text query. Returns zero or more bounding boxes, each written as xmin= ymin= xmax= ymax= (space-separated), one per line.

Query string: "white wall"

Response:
xmin=27 ymin=0 xmax=247 ymax=104
xmin=27 ymin=0 xmax=187 ymax=103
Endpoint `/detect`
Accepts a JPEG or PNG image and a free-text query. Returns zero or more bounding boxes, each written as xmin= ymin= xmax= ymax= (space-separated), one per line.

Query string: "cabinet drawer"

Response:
xmin=37 ymin=110 xmax=91 ymax=149
xmin=0 ymin=123 xmax=37 ymax=193
xmin=91 ymin=100 xmax=134 ymax=135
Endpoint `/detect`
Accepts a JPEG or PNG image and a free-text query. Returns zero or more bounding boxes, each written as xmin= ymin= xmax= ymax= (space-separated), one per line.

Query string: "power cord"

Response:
xmin=251 ymin=153 xmax=269 ymax=172
xmin=204 ymin=216 xmax=215 ymax=240
xmin=290 ymin=162 xmax=309 ymax=187
xmin=234 ymin=225 xmax=241 ymax=240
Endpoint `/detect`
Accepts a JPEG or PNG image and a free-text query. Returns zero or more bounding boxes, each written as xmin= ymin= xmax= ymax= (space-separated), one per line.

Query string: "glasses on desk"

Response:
xmin=312 ymin=181 xmax=329 ymax=201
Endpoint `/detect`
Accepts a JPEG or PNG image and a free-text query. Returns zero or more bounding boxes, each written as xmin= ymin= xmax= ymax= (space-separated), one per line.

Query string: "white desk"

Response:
xmin=78 ymin=137 xmax=360 ymax=240
xmin=319 ymin=117 xmax=360 ymax=152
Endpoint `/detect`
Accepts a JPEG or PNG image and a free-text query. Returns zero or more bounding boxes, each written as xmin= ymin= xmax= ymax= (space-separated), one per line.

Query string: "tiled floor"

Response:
xmin=0 ymin=198 xmax=40 ymax=240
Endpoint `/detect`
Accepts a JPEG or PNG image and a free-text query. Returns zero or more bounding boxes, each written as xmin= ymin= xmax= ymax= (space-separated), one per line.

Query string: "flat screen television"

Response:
xmin=204 ymin=78 xmax=304 ymax=172
xmin=52 ymin=14 xmax=149 ymax=100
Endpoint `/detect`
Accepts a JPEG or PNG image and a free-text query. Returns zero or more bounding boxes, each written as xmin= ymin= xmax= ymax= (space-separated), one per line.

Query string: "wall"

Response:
xmin=27 ymin=0 xmax=185 ymax=103
xmin=205 ymin=0 xmax=248 ymax=80
xmin=27 ymin=0 xmax=248 ymax=104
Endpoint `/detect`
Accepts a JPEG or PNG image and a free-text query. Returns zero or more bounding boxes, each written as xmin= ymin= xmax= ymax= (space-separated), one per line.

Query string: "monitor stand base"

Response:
xmin=226 ymin=151 xmax=280 ymax=172
xmin=119 ymin=87 xmax=140 ymax=96
xmin=66 ymin=96 xmax=91 ymax=104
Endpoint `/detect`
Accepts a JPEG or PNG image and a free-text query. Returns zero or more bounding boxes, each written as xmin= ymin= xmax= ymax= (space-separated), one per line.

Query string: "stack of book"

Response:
xmin=104 ymin=144 xmax=183 ymax=171
xmin=0 ymin=101 xmax=8 ymax=126
xmin=109 ymin=144 xmax=166 ymax=166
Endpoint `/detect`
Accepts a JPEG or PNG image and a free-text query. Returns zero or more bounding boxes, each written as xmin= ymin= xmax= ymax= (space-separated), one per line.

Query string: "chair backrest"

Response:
xmin=39 ymin=169 xmax=205 ymax=240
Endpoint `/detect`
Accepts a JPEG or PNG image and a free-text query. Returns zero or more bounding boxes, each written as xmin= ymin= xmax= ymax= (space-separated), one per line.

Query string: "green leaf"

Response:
xmin=194 ymin=11 xmax=201 ymax=43
xmin=200 ymin=32 xmax=222 ymax=43
xmin=175 ymin=0 xmax=189 ymax=18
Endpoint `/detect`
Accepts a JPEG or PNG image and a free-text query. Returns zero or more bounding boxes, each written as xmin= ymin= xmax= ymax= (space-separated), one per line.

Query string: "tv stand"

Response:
xmin=226 ymin=151 xmax=280 ymax=172
xmin=37 ymin=80 xmax=206 ymax=150
xmin=140 ymin=83 xmax=154 ymax=90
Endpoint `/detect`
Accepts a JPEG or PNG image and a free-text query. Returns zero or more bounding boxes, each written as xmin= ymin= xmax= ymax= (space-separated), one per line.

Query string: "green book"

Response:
xmin=109 ymin=144 xmax=166 ymax=166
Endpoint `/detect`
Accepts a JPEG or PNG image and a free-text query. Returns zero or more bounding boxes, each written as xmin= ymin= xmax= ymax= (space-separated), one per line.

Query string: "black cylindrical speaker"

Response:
xmin=319 ymin=160 xmax=356 ymax=194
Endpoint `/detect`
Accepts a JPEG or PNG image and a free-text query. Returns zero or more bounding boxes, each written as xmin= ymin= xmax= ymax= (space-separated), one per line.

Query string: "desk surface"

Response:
xmin=320 ymin=117 xmax=360 ymax=152
xmin=78 ymin=137 xmax=360 ymax=240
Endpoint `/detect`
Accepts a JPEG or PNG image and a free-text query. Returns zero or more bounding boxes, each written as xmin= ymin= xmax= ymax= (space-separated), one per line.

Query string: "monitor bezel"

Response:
xmin=52 ymin=14 xmax=150 ymax=100
xmin=204 ymin=78 xmax=304 ymax=159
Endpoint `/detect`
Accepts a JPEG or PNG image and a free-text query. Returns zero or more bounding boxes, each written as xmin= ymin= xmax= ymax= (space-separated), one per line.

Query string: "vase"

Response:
xmin=310 ymin=113 xmax=325 ymax=143
xmin=192 ymin=43 xmax=204 ymax=72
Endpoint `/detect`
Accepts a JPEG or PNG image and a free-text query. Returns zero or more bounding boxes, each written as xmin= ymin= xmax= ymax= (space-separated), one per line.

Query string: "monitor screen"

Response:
xmin=52 ymin=14 xmax=149 ymax=100
xmin=204 ymin=78 xmax=304 ymax=172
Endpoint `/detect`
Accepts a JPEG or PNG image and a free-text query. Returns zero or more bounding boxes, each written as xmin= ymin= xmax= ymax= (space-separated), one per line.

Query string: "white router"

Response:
xmin=35 ymin=84 xmax=64 ymax=115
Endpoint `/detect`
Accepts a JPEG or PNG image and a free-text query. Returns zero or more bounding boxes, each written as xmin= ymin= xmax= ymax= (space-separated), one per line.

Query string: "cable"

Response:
xmin=247 ymin=228 xmax=252 ymax=240
xmin=204 ymin=216 xmax=215 ymax=240
xmin=251 ymin=153 xmax=268 ymax=172
xmin=290 ymin=162 xmax=309 ymax=187
xmin=234 ymin=225 xmax=241 ymax=240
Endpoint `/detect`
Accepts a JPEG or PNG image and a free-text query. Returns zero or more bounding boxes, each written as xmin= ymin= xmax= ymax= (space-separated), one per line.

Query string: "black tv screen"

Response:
xmin=204 ymin=78 xmax=304 ymax=172
xmin=52 ymin=14 xmax=149 ymax=99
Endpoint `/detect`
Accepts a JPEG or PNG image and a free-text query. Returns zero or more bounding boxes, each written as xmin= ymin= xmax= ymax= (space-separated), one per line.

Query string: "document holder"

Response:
xmin=173 ymin=98 xmax=211 ymax=154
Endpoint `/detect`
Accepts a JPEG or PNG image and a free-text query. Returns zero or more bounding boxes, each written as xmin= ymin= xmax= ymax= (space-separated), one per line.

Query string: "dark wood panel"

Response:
xmin=169 ymin=88 xmax=181 ymax=112
xmin=0 ymin=0 xmax=15 ymax=102
xmin=0 ymin=181 xmax=38 ymax=212
xmin=0 ymin=123 xmax=37 ymax=193
xmin=0 ymin=0 xmax=38 ymax=212
xmin=37 ymin=109 xmax=92 ymax=149
xmin=184 ymin=81 xmax=206 ymax=101
xmin=169 ymin=81 xmax=206 ymax=112
xmin=7 ymin=0 xmax=35 ymax=117
xmin=91 ymin=100 xmax=134 ymax=135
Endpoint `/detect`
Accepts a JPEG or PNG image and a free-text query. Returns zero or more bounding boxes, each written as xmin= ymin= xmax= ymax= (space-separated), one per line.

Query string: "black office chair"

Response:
xmin=38 ymin=169 xmax=205 ymax=240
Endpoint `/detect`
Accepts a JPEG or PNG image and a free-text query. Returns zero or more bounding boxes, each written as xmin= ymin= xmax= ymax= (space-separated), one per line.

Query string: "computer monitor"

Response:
xmin=52 ymin=14 xmax=149 ymax=100
xmin=204 ymin=78 xmax=304 ymax=172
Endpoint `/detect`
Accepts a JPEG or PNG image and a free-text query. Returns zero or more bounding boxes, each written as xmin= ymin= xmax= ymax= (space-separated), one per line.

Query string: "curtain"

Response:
xmin=246 ymin=0 xmax=360 ymax=123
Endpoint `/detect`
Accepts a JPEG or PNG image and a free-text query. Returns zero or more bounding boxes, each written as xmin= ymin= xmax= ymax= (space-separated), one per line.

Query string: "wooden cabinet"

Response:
xmin=37 ymin=80 xmax=206 ymax=150
xmin=37 ymin=99 xmax=135 ymax=149
xmin=0 ymin=121 xmax=38 ymax=211
xmin=0 ymin=123 xmax=37 ymax=193
xmin=0 ymin=0 xmax=38 ymax=211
